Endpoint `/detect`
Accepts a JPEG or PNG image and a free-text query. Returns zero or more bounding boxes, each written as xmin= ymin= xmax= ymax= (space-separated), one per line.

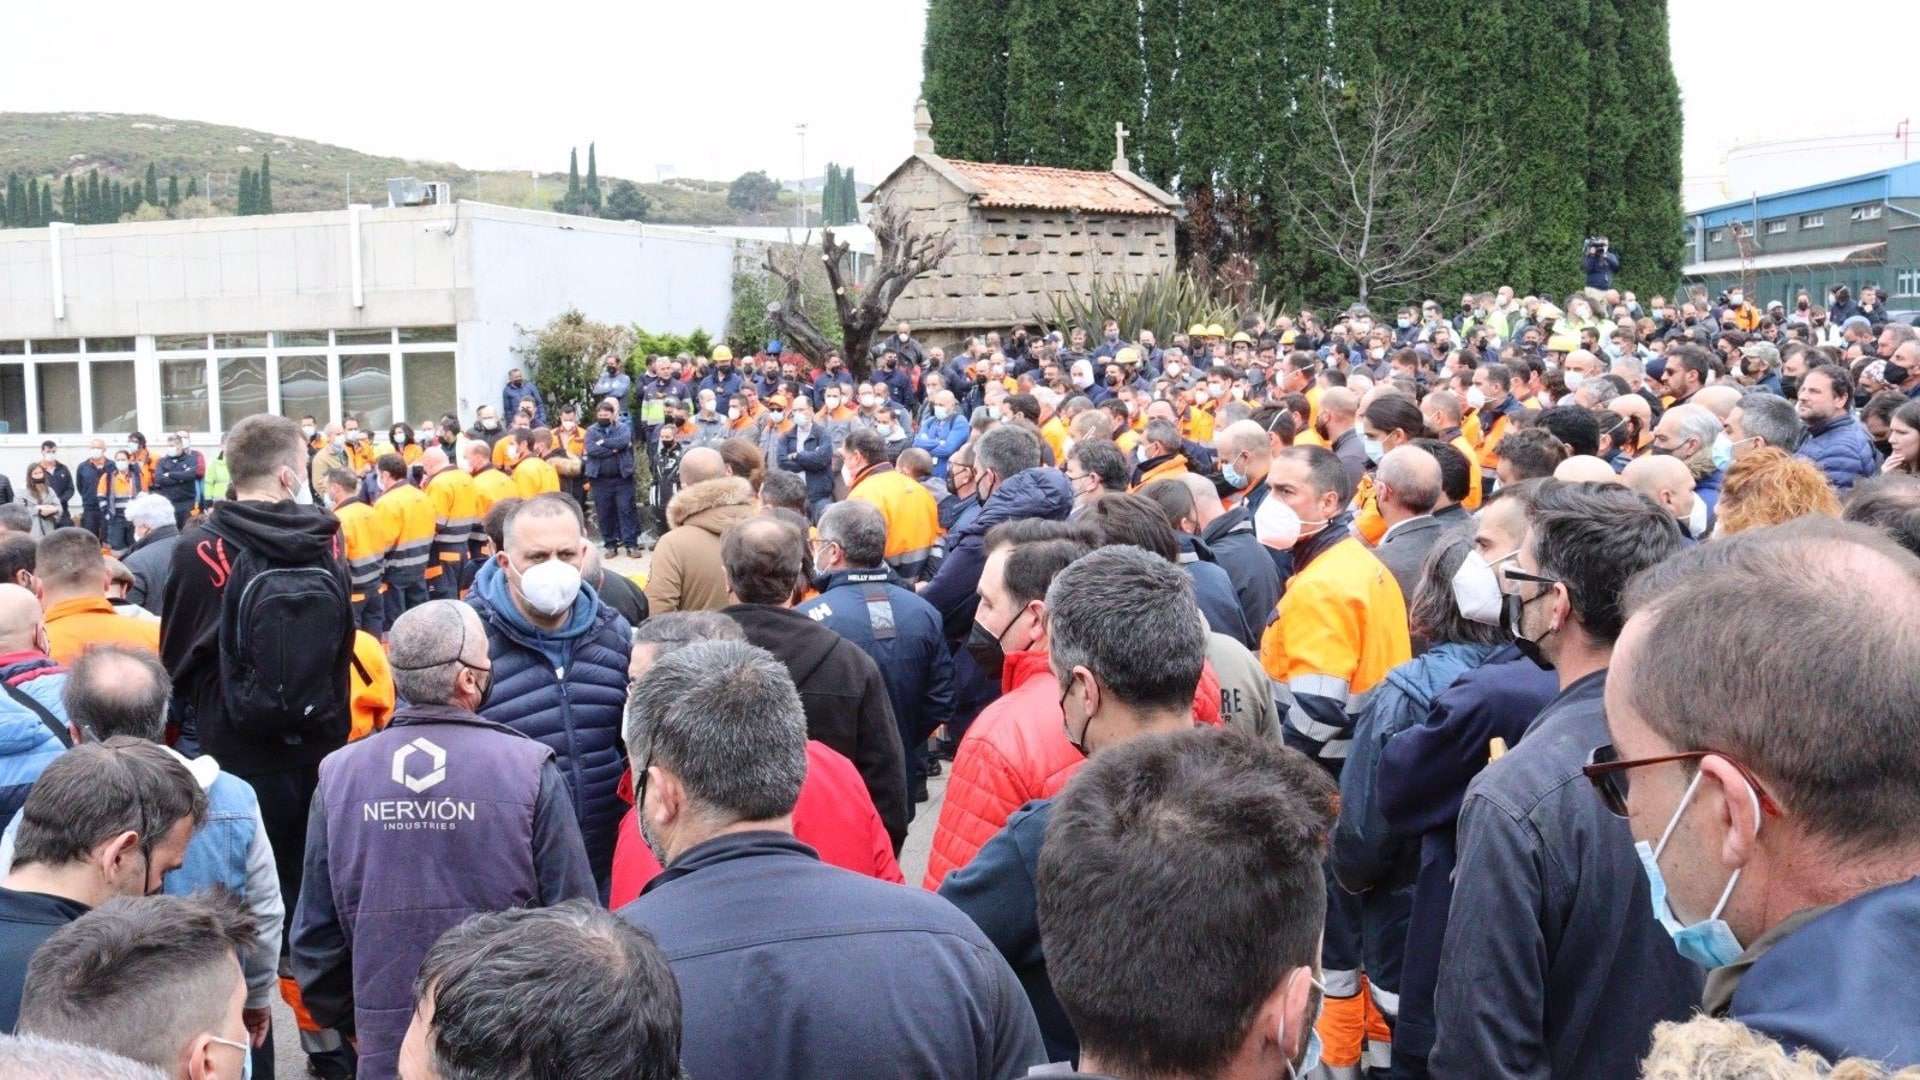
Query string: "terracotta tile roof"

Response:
xmin=944 ymin=159 xmax=1173 ymax=216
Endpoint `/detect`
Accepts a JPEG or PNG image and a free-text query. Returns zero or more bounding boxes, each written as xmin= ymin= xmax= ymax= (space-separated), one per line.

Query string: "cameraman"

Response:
xmin=1584 ymin=236 xmax=1620 ymax=290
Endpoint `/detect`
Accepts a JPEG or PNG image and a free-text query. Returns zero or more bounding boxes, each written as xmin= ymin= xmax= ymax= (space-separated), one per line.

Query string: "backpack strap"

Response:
xmin=350 ymin=652 xmax=372 ymax=686
xmin=2 ymin=679 xmax=71 ymax=749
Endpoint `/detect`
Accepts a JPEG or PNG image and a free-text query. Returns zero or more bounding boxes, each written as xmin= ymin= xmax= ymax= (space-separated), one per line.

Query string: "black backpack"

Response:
xmin=215 ymin=539 xmax=354 ymax=746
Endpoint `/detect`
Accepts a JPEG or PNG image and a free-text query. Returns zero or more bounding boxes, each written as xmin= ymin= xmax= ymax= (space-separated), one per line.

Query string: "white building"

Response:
xmin=0 ymin=201 xmax=739 ymax=478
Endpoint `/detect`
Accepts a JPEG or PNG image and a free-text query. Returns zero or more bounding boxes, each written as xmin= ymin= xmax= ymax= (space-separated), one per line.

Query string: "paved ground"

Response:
xmin=268 ymin=710 xmax=952 ymax=1076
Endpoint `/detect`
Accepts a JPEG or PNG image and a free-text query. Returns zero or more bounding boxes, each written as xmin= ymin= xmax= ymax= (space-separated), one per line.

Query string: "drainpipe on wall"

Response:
xmin=48 ymin=222 xmax=69 ymax=322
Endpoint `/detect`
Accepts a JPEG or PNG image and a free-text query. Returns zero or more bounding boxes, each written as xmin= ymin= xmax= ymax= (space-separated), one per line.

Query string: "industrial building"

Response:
xmin=0 ymin=200 xmax=740 ymax=478
xmin=1683 ymin=160 xmax=1920 ymax=311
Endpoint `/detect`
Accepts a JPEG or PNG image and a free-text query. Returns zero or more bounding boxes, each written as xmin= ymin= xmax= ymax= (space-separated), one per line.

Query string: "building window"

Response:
xmin=90 ymin=360 xmax=138 ymax=434
xmin=218 ymin=357 xmax=269 ymax=428
xmin=398 ymin=326 xmax=456 ymax=344
xmin=1764 ymin=219 xmax=1787 ymax=235
xmin=275 ymin=330 xmax=330 ymax=348
xmin=278 ymin=355 xmax=330 ymax=423
xmin=402 ymin=352 xmax=456 ymax=424
xmin=214 ymin=333 xmax=269 ymax=350
xmin=1851 ymin=204 xmax=1884 ymax=222
xmin=0 ymin=365 xmax=24 ymax=434
xmin=1896 ymin=270 xmax=1920 ymax=298
xmin=156 ymin=334 xmax=209 ymax=351
xmin=36 ymin=362 xmax=80 ymax=433
xmin=340 ymin=353 xmax=393 ymax=431
xmin=1801 ymin=213 xmax=1825 ymax=229
xmin=337 ymin=329 xmax=393 ymax=347
xmin=85 ymin=337 xmax=135 ymax=353
xmin=1710 ymin=228 xmax=1726 ymax=243
xmin=161 ymin=359 xmax=211 ymax=432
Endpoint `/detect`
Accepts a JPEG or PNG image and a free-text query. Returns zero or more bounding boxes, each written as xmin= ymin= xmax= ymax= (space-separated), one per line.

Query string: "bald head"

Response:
xmin=462 ymin=440 xmax=491 ymax=470
xmin=1177 ymin=472 xmax=1226 ymax=527
xmin=387 ymin=600 xmax=489 ymax=706
xmin=1554 ymin=455 xmax=1625 ymax=484
xmin=0 ymin=584 xmax=43 ymax=652
xmin=679 ymin=447 xmax=725 ymax=486
xmin=1376 ymin=445 xmax=1441 ymax=517
xmin=1693 ymin=384 xmax=1742 ymax=422
xmin=1624 ymin=454 xmax=1696 ymax=520
xmin=1421 ymin=390 xmax=1464 ymax=428
xmin=419 ymin=447 xmax=449 ymax=473
xmin=1320 ymin=387 xmax=1358 ymax=420
xmin=1608 ymin=393 xmax=1652 ymax=426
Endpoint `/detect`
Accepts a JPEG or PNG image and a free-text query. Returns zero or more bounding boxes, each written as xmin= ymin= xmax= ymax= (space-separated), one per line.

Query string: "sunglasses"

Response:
xmin=1582 ymin=743 xmax=1783 ymax=819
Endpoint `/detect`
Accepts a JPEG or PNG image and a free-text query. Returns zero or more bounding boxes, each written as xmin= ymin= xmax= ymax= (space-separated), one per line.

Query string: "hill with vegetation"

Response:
xmin=0 ymin=111 xmax=822 ymax=226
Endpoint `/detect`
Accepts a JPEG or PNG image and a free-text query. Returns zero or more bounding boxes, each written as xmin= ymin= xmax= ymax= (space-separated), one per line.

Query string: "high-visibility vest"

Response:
xmin=375 ymin=483 xmax=436 ymax=580
xmin=335 ymin=498 xmax=394 ymax=609
xmin=425 ymin=467 xmax=480 ymax=577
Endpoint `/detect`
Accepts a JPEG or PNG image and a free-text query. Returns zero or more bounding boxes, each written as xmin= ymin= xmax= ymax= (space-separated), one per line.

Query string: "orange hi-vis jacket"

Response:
xmin=424 ymin=467 xmax=480 ymax=582
xmin=848 ymin=464 xmax=940 ymax=581
xmin=469 ymin=466 xmax=518 ymax=553
xmin=1470 ymin=397 xmax=1525 ymax=480
xmin=375 ymin=482 xmax=435 ymax=582
xmin=334 ymin=497 xmax=394 ymax=613
xmin=512 ymin=454 xmax=561 ymax=499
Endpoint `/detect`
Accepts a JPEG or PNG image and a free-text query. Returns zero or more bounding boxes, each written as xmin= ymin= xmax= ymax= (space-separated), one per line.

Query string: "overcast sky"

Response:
xmin=4 ymin=0 xmax=1909 ymax=196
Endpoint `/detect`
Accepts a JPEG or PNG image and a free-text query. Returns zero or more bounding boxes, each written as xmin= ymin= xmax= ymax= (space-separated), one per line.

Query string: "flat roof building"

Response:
xmin=0 ymin=200 xmax=737 ymax=475
xmin=1683 ymin=161 xmax=1920 ymax=312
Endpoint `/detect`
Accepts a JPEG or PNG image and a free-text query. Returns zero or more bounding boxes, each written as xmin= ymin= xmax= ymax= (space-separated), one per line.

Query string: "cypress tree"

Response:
xmin=186 ymin=176 xmax=199 ymax=200
xmin=38 ymin=185 xmax=51 ymax=227
xmin=61 ymin=176 xmax=75 ymax=222
xmin=3 ymin=175 xmax=18 ymax=228
xmin=1582 ymin=0 xmax=1631 ymax=294
xmin=1137 ymin=0 xmax=1180 ymax=191
xmin=167 ymin=175 xmax=180 ymax=208
xmin=26 ymin=180 xmax=39 ymax=228
xmin=1611 ymin=0 xmax=1684 ymax=295
xmin=921 ymin=0 xmax=1010 ymax=161
xmin=585 ymin=143 xmax=600 ymax=212
xmin=821 ymin=164 xmax=839 ymax=225
xmin=1501 ymin=0 xmax=1592 ymax=296
xmin=1002 ymin=0 xmax=1066 ymax=165
xmin=567 ymin=148 xmax=581 ymax=200
xmin=86 ymin=170 xmax=101 ymax=224
xmin=841 ymin=167 xmax=858 ymax=224
xmin=259 ymin=154 xmax=273 ymax=214
xmin=237 ymin=169 xmax=254 ymax=216
xmin=145 ymin=162 xmax=159 ymax=205
xmin=1003 ymin=0 xmax=1139 ymax=170
xmin=130 ymin=181 xmax=145 ymax=211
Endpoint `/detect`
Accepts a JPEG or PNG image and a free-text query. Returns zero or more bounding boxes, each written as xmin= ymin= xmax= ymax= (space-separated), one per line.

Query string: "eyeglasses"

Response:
xmin=1501 ymin=566 xmax=1559 ymax=593
xmin=1582 ymin=743 xmax=1783 ymax=819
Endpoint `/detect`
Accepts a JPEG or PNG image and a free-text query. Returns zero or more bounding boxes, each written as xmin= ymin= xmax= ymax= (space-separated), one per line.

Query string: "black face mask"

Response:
xmin=1504 ymin=590 xmax=1555 ymax=671
xmin=965 ymin=609 xmax=1023 ymax=682
xmin=1886 ymin=362 xmax=1911 ymax=387
xmin=1874 ymin=438 xmax=1894 ymax=459
xmin=1779 ymin=377 xmax=1799 ymax=401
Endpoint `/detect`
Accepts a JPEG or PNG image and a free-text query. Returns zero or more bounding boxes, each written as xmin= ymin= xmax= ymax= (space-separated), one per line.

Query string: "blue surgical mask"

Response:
xmin=1276 ymin=971 xmax=1327 ymax=1079
xmin=1635 ymin=768 xmax=1759 ymax=969
xmin=1222 ymin=457 xmax=1247 ymax=490
xmin=1363 ymin=436 xmax=1385 ymax=463
xmin=1710 ymin=431 xmax=1733 ymax=471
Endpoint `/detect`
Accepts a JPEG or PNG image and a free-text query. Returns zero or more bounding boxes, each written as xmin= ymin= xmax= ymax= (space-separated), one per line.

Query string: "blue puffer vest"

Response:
xmin=467 ymin=562 xmax=632 ymax=890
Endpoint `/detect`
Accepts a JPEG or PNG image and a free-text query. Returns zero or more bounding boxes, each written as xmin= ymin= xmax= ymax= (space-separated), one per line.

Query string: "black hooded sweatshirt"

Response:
xmin=160 ymin=498 xmax=353 ymax=774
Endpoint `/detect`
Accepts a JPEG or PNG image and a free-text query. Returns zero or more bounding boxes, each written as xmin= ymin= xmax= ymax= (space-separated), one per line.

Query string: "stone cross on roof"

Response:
xmin=1113 ymin=122 xmax=1130 ymax=173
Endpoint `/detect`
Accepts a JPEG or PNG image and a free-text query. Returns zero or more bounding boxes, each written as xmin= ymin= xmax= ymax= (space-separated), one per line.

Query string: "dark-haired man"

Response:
xmin=940 ymin=545 xmax=1211 ymax=1063
xmin=1604 ymin=520 xmax=1920 ymax=1065
xmin=721 ymin=515 xmax=905 ymax=850
xmin=1039 ymin=727 xmax=1338 ymax=1080
xmin=402 ymin=902 xmax=683 ymax=1080
xmin=1795 ymin=364 xmax=1881 ymax=492
xmin=620 ymin=639 xmax=1043 ymax=1079
xmin=18 ymin=891 xmax=255 ymax=1078
xmin=0 ymin=739 xmax=206 ymax=1028
xmin=1429 ymin=482 xmax=1699 ymax=1078
xmin=1258 ymin=444 xmax=1409 ymax=1072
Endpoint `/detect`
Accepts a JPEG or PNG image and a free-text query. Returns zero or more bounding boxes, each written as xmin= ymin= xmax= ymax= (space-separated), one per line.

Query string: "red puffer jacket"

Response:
xmin=921 ymin=648 xmax=1221 ymax=890
xmin=610 ymin=740 xmax=902 ymax=908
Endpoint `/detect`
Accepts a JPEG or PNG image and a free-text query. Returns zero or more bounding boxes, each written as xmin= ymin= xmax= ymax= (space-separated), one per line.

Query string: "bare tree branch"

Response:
xmin=1276 ymin=76 xmax=1513 ymax=305
xmin=766 ymin=197 xmax=955 ymax=378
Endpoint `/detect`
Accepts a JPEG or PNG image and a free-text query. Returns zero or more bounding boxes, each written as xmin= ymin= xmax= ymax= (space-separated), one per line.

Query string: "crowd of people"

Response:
xmin=0 ymin=276 xmax=1917 ymax=1080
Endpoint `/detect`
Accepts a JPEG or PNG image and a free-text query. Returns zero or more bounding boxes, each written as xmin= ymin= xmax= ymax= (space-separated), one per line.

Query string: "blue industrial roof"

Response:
xmin=1693 ymin=161 xmax=1920 ymax=229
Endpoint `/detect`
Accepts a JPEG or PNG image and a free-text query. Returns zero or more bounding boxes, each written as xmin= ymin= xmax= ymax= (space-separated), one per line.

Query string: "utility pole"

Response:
xmin=795 ymin=122 xmax=808 ymax=230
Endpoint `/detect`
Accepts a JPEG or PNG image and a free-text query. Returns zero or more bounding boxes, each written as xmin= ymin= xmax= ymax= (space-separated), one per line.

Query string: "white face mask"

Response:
xmin=1451 ymin=550 xmax=1507 ymax=624
xmin=1564 ymin=371 xmax=1587 ymax=392
xmin=1255 ymin=496 xmax=1303 ymax=549
xmin=1687 ymin=496 xmax=1711 ymax=539
xmin=1466 ymin=386 xmax=1488 ymax=409
xmin=841 ymin=463 xmax=857 ymax=488
xmin=513 ymin=557 xmax=583 ymax=617
xmin=728 ymin=407 xmax=742 ymax=421
xmin=860 ymin=395 xmax=878 ymax=409
xmin=825 ymin=396 xmax=842 ymax=409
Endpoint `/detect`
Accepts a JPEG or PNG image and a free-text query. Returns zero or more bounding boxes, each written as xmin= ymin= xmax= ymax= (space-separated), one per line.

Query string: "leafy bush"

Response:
xmin=1042 ymin=270 xmax=1295 ymax=342
xmin=630 ymin=328 xmax=715 ymax=364
xmin=515 ymin=308 xmax=633 ymax=418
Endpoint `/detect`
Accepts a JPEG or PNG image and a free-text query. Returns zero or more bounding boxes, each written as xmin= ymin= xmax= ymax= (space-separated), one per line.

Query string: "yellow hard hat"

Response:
xmin=1546 ymin=335 xmax=1580 ymax=353
xmin=1280 ymin=330 xmax=1298 ymax=346
xmin=711 ymin=345 xmax=734 ymax=362
xmin=1230 ymin=331 xmax=1253 ymax=345
xmin=1187 ymin=323 xmax=1209 ymax=338
xmin=1116 ymin=346 xmax=1141 ymax=366
xmin=1204 ymin=323 xmax=1227 ymax=338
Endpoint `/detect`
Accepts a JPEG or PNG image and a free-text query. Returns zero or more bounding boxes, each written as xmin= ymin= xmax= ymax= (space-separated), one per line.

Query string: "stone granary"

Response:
xmin=864 ymin=100 xmax=1181 ymax=346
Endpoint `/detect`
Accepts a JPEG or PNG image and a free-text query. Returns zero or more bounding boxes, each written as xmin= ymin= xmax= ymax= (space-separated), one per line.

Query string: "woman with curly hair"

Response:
xmin=1714 ymin=447 xmax=1840 ymax=536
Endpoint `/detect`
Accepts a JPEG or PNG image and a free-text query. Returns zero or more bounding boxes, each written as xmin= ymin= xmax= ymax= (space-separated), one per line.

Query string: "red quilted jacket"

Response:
xmin=610 ymin=740 xmax=902 ymax=908
xmin=922 ymin=649 xmax=1221 ymax=890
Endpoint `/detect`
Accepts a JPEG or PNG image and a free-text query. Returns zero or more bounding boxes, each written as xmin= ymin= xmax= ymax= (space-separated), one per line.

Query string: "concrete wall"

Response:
xmin=0 ymin=202 xmax=739 ymax=485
